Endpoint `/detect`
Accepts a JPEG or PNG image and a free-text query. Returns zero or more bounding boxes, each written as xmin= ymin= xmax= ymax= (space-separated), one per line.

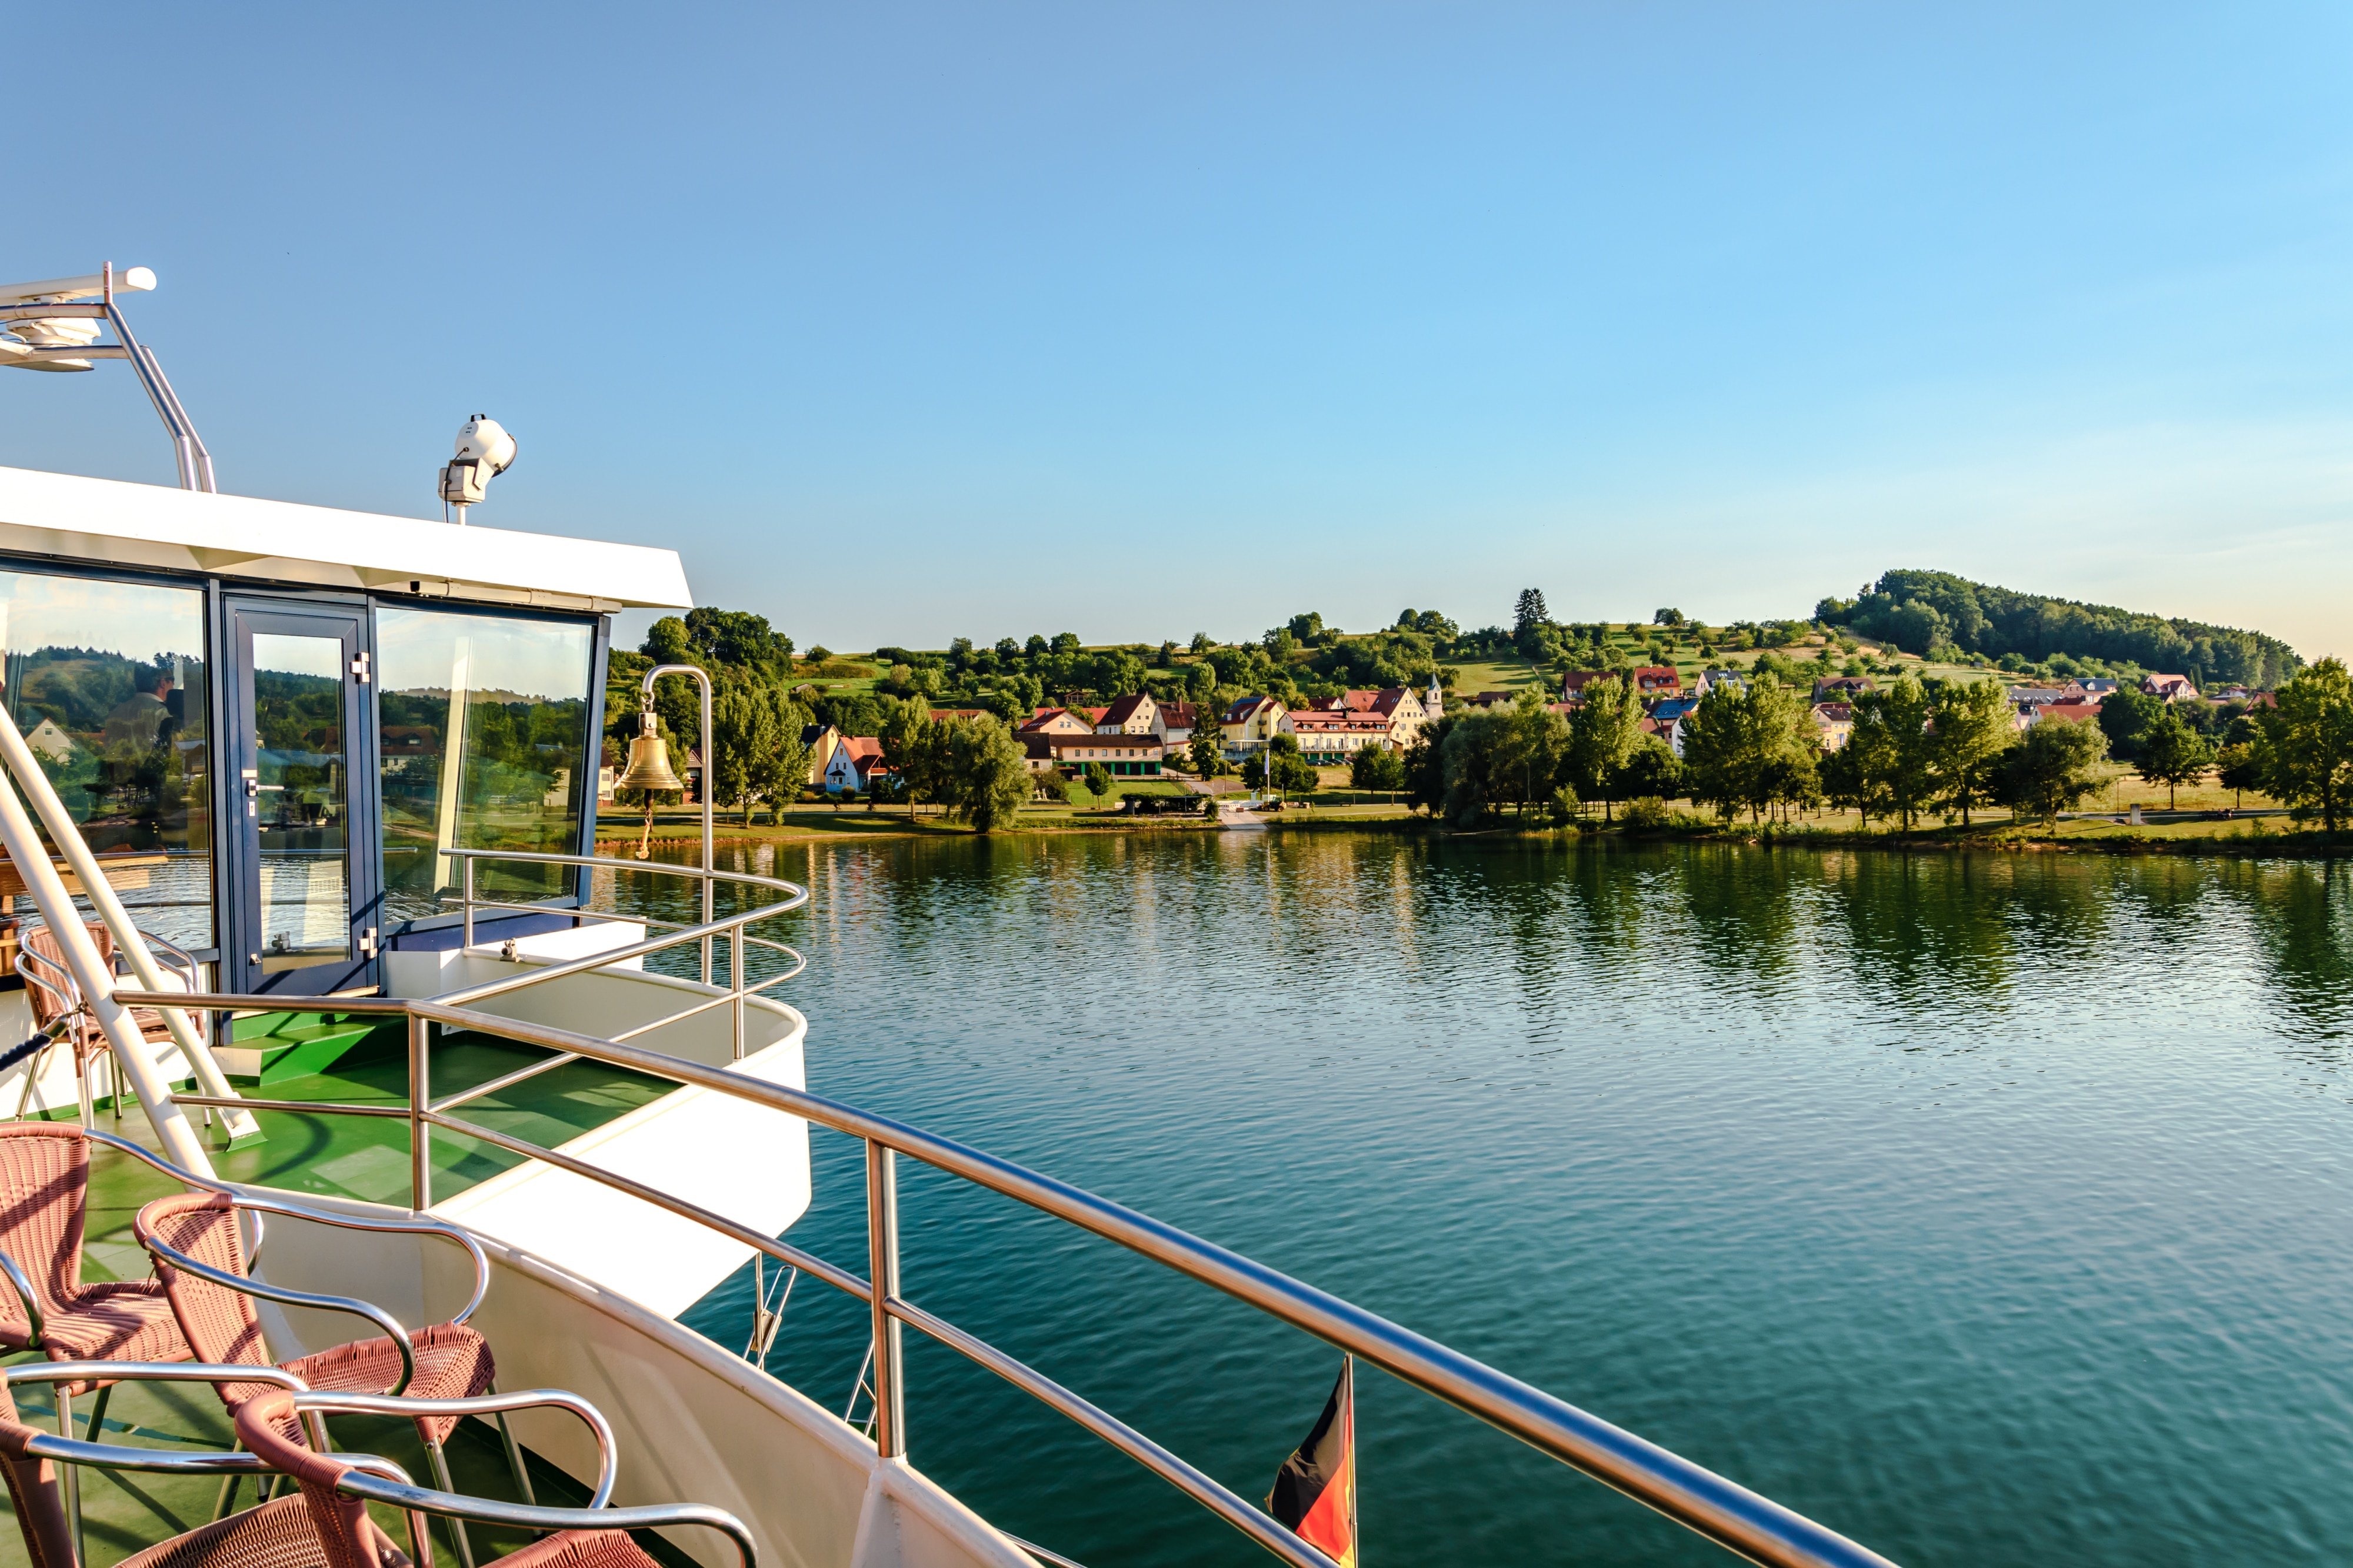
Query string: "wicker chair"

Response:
xmin=15 ymin=922 xmax=198 ymax=1126
xmin=0 ymin=1360 xmax=755 ymax=1568
xmin=135 ymin=1190 xmax=528 ymax=1566
xmin=0 ymin=1123 xmax=192 ymax=1381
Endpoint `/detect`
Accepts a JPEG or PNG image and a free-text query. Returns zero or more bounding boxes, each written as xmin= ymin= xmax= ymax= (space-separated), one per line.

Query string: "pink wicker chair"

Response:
xmin=15 ymin=922 xmax=197 ymax=1126
xmin=0 ymin=1359 xmax=756 ymax=1568
xmin=136 ymin=1189 xmax=527 ymax=1564
xmin=0 ymin=1123 xmax=191 ymax=1378
xmin=238 ymin=1387 xmax=747 ymax=1568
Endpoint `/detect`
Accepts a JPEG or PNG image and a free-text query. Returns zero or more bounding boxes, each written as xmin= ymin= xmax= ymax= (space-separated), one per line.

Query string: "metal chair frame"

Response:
xmin=134 ymin=1188 xmax=521 ymax=1564
xmin=13 ymin=925 xmax=198 ymax=1127
xmin=3 ymin=1363 xmax=755 ymax=1568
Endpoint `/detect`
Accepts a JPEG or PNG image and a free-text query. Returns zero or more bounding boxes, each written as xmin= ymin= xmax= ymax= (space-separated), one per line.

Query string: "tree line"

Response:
xmin=1392 ymin=658 xmax=2353 ymax=835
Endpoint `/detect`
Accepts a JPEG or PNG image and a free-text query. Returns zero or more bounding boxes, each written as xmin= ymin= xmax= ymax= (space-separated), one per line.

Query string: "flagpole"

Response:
xmin=1345 ymin=1353 xmax=1357 ymax=1567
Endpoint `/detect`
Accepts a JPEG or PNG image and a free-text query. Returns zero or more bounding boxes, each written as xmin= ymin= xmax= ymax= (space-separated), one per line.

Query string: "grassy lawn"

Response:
xmin=1058 ymin=778 xmax=1191 ymax=809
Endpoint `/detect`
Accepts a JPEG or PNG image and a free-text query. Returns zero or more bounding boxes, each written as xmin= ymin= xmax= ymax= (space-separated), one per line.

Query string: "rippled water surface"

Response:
xmin=654 ymin=835 xmax=2353 ymax=1568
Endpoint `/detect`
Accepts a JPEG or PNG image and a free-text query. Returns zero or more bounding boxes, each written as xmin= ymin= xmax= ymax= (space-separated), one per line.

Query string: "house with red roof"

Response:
xmin=1096 ymin=692 xmax=1163 ymax=737
xmin=1020 ymin=708 xmax=1094 ymax=736
xmin=821 ymin=736 xmax=887 ymax=795
xmin=1220 ymin=695 xmax=1287 ymax=758
xmin=1279 ymin=707 xmax=1394 ymax=763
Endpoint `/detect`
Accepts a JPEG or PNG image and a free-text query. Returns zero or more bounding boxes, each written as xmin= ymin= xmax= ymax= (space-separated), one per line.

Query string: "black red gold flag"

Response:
xmin=1268 ymin=1356 xmax=1357 ymax=1567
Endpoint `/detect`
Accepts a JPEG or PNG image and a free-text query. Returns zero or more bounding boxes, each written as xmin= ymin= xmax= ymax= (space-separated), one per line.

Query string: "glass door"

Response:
xmin=226 ymin=602 xmax=378 ymax=995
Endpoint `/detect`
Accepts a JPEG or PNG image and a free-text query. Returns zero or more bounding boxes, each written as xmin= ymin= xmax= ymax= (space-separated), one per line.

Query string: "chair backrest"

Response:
xmin=134 ymin=1193 xmax=273 ymax=1404
xmin=234 ymin=1389 xmax=411 ymax=1568
xmin=0 ymin=1126 xmax=88 ymax=1337
xmin=17 ymin=924 xmax=115 ymax=1033
xmin=0 ymin=1377 xmax=79 ymax=1568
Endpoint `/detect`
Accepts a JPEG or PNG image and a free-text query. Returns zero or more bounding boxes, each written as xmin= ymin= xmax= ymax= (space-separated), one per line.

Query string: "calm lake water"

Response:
xmin=649 ymin=832 xmax=2353 ymax=1568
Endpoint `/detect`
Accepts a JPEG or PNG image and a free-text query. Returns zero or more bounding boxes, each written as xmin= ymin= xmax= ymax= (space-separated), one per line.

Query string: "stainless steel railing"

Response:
xmin=121 ymin=852 xmax=1899 ymax=1568
xmin=448 ymin=847 xmax=808 ymax=1063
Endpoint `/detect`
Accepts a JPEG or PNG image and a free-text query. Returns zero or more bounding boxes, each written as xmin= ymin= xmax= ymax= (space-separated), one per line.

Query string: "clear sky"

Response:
xmin=6 ymin=3 xmax=2350 ymax=660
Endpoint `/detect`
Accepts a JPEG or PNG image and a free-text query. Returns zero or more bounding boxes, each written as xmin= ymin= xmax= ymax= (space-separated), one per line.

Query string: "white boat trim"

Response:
xmin=0 ymin=464 xmax=690 ymax=610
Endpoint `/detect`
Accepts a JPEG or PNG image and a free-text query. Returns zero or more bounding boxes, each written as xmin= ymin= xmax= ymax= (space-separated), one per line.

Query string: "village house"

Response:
xmin=1362 ymin=686 xmax=1431 ymax=746
xmin=1461 ymin=690 xmax=1520 ymax=710
xmin=2078 ymin=678 xmax=2121 ymax=698
xmin=2031 ymin=701 xmax=2104 ymax=728
xmin=25 ymin=717 xmax=78 ymax=765
xmin=1020 ymin=707 xmax=1095 ymax=736
xmin=799 ymin=723 xmax=844 ymax=785
xmin=822 ymin=736 xmax=886 ymax=795
xmin=1017 ymin=733 xmax=1058 ymax=776
xmin=1632 ymin=666 xmax=1682 ymax=696
xmin=1814 ymin=676 xmax=1875 ymax=702
xmin=1220 ymin=695 xmax=1287 ymax=758
xmin=1561 ymin=670 xmax=1615 ymax=699
xmin=1096 ymin=692 xmax=1163 ymax=737
xmin=2142 ymin=673 xmax=2199 ymax=702
xmin=1044 ymin=731 xmax=1165 ymax=776
xmin=1694 ymin=668 xmax=1746 ymax=700
xmin=1154 ymin=699 xmax=1199 ymax=753
xmin=1279 ymin=706 xmax=1394 ymax=763
xmin=1647 ymin=696 xmax=1701 ymax=725
xmin=1811 ymin=702 xmax=1855 ymax=750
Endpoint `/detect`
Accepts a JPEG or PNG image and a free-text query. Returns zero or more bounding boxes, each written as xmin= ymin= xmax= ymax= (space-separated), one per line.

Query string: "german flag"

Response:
xmin=1268 ymin=1357 xmax=1356 ymax=1567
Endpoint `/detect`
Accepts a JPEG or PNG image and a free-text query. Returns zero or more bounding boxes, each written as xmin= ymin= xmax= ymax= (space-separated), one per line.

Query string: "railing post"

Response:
xmin=731 ymin=918 xmax=745 ymax=1060
xmin=409 ymin=1013 xmax=432 ymax=1212
xmin=865 ymin=1140 xmax=905 ymax=1458
xmin=462 ymin=855 xmax=476 ymax=952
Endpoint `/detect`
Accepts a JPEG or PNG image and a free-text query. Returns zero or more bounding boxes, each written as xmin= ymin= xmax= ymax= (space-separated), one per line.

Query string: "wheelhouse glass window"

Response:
xmin=0 ymin=572 xmax=213 ymax=948
xmin=376 ymin=608 xmax=596 ymax=925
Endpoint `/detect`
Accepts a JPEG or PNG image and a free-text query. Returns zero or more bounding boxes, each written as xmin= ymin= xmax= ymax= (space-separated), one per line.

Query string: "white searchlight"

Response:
xmin=437 ymin=414 xmax=517 ymax=523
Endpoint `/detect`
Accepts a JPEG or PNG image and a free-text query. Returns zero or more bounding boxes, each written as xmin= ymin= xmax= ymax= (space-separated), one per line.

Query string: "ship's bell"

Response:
xmin=615 ymin=714 xmax=684 ymax=793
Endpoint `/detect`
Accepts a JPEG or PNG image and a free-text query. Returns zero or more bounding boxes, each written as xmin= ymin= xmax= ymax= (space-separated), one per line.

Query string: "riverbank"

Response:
xmin=600 ymin=801 xmax=2353 ymax=857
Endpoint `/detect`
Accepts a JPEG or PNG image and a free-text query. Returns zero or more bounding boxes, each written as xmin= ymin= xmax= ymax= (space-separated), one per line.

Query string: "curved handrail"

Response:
xmin=125 ymin=983 xmax=1901 ymax=1568
xmin=291 ymin=1387 xmax=618 ymax=1504
xmin=437 ymin=846 xmax=805 ymax=1008
xmin=334 ymin=1470 xmax=759 ymax=1568
xmin=139 ymin=1232 xmax=418 ymax=1396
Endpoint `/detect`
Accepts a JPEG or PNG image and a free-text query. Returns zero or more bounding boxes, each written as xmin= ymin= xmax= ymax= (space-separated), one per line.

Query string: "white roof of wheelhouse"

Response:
xmin=0 ymin=465 xmax=690 ymax=612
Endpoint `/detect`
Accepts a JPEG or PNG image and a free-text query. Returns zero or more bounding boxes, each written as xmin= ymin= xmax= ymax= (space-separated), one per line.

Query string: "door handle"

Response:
xmin=244 ymin=780 xmax=284 ymax=798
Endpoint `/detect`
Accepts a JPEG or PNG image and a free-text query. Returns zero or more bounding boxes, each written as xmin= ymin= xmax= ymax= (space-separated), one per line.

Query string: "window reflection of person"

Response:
xmin=102 ymin=666 xmax=174 ymax=750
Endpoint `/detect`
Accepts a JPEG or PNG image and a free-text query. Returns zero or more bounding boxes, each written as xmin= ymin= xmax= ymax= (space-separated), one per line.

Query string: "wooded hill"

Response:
xmin=1817 ymin=571 xmax=2298 ymax=689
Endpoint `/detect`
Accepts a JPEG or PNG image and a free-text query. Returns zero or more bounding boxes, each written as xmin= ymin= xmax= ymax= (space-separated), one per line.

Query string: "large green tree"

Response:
xmin=2134 ymin=709 xmax=2216 ymax=810
xmin=1935 ymin=678 xmax=2018 ymax=826
xmin=1848 ymin=676 xmax=1939 ymax=828
xmin=2002 ymin=716 xmax=2107 ymax=826
xmin=1564 ymin=676 xmax=1644 ymax=819
xmin=1349 ymin=745 xmax=1407 ymax=793
xmin=2254 ymin=658 xmax=2353 ymax=830
xmin=710 ymin=686 xmax=782 ymax=826
xmin=1681 ymin=676 xmax=1815 ymax=822
xmin=936 ymin=716 xmax=1032 ymax=833
xmin=878 ymin=698 xmax=938 ymax=820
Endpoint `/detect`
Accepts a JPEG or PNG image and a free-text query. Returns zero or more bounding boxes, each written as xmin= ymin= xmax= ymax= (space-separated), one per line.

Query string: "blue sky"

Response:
xmin=6 ymin=3 xmax=2351 ymax=659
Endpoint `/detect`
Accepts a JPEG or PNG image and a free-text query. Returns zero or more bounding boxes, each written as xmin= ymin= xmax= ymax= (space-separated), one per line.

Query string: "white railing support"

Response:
xmin=0 ymin=740 xmax=212 ymax=1175
xmin=0 ymin=703 xmax=258 ymax=1145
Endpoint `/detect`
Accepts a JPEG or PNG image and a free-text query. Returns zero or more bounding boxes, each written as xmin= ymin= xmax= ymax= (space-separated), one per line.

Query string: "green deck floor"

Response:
xmin=1 ymin=1021 xmax=689 ymax=1568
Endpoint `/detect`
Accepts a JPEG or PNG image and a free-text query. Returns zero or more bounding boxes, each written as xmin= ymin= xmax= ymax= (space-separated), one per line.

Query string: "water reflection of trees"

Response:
xmin=2242 ymin=860 xmax=2353 ymax=1040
